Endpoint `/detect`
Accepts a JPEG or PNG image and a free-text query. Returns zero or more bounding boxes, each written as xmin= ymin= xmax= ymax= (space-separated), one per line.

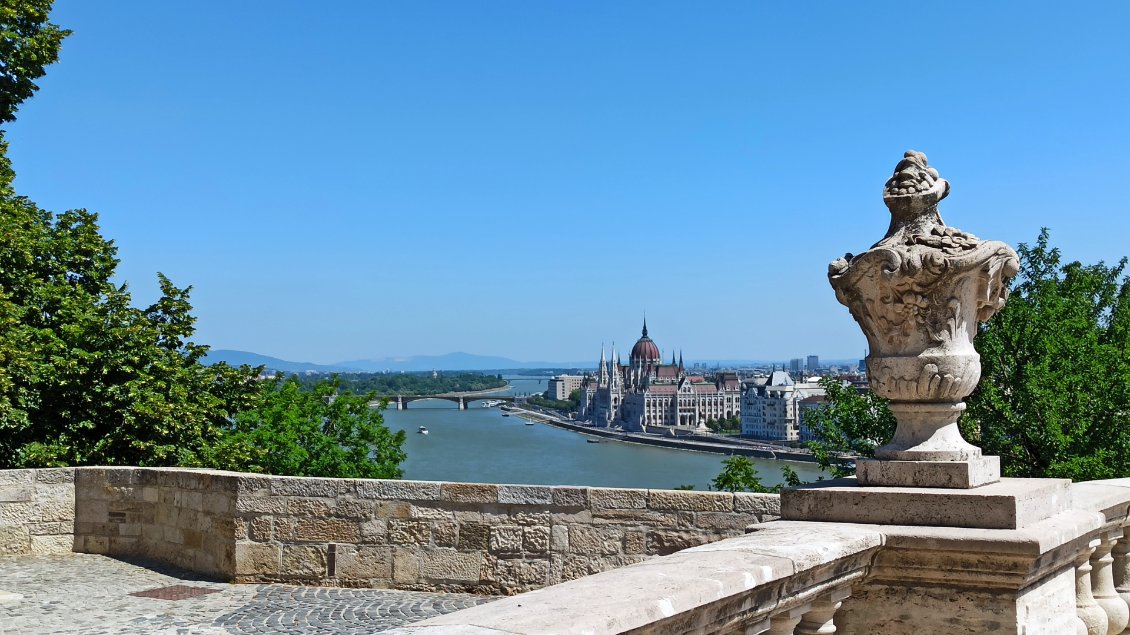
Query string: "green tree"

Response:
xmin=802 ymin=377 xmax=896 ymax=477
xmin=0 ymin=1 xmax=263 ymax=468
xmin=201 ymin=376 xmax=407 ymax=479
xmin=966 ymin=230 xmax=1130 ymax=480
xmin=711 ymin=456 xmax=800 ymax=493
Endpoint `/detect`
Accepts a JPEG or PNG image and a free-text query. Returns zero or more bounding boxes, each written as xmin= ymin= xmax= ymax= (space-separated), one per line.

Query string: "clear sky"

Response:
xmin=7 ymin=1 xmax=1129 ymax=364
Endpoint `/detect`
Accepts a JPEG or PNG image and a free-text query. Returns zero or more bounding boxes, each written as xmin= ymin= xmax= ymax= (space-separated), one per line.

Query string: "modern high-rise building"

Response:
xmin=807 ymin=355 xmax=820 ymax=373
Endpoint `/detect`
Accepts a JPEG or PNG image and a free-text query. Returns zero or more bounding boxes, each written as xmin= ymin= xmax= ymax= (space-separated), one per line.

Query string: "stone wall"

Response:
xmin=3 ymin=467 xmax=780 ymax=594
xmin=73 ymin=467 xmax=237 ymax=578
xmin=0 ymin=468 xmax=76 ymax=555
xmin=229 ymin=476 xmax=779 ymax=593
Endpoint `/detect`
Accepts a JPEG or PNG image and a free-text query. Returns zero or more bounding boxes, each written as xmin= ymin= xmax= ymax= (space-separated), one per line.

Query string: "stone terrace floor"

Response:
xmin=0 ymin=554 xmax=494 ymax=634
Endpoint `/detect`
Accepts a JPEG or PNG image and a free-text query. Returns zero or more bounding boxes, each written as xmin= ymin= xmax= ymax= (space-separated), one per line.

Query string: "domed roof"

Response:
xmin=630 ymin=320 xmax=661 ymax=365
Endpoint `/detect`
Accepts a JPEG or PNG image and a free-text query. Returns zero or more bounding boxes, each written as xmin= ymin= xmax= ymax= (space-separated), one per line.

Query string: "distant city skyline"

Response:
xmin=8 ymin=2 xmax=1128 ymax=364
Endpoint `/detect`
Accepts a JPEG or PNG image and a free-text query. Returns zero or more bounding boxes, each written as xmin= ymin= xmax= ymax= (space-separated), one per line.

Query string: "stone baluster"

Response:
xmin=1079 ymin=537 xmax=1111 ymax=635
xmin=795 ymin=587 xmax=851 ymax=635
xmin=1093 ymin=529 xmax=1130 ymax=635
xmin=766 ymin=603 xmax=811 ymax=634
xmin=1112 ymin=521 xmax=1130 ymax=635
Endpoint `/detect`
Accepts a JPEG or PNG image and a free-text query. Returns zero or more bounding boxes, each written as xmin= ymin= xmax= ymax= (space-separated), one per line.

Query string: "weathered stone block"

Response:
xmin=388 ymin=519 xmax=430 ymax=545
xmin=0 ymin=469 xmax=34 ymax=488
xmin=498 ymin=558 xmax=549 ymax=588
xmin=441 ymin=483 xmax=498 ymax=504
xmin=270 ymin=477 xmax=339 ymax=498
xmin=288 ymin=498 xmax=333 ymax=517
xmin=432 ymin=521 xmax=459 ymax=548
xmin=0 ymin=502 xmax=32 ymax=525
xmin=588 ymin=488 xmax=647 ymax=510
xmin=0 ymin=488 xmax=32 ymax=503
xmin=511 ymin=510 xmax=551 ymax=526
xmin=28 ymin=521 xmax=72 ymax=535
xmin=592 ymin=509 xmax=677 ymax=527
xmin=569 ymin=526 xmax=621 ymax=555
xmin=623 ymin=530 xmax=647 ymax=554
xmin=392 ymin=547 xmax=420 ymax=583
xmin=249 ymin=516 xmax=273 ymax=542
xmin=335 ymin=500 xmax=373 ymax=519
xmin=35 ymin=468 xmax=75 ymax=485
xmin=421 ymin=549 xmax=482 ymax=583
xmin=140 ymin=487 xmax=159 ymax=503
xmin=459 ymin=522 xmax=491 ymax=551
xmin=523 ymin=525 xmax=550 ymax=552
xmin=360 ymin=519 xmax=388 ymax=544
xmin=281 ymin=545 xmax=326 ymax=577
xmin=410 ymin=504 xmax=456 ymax=521
xmin=32 ymin=496 xmax=75 ymax=523
xmin=234 ymin=542 xmax=280 ymax=575
xmin=646 ymin=530 xmax=712 ymax=556
xmin=0 ymin=525 xmax=29 ymax=555
xmin=648 ymin=490 xmax=733 ymax=512
xmin=551 ymin=486 xmax=588 ymax=508
xmin=335 ymin=545 xmax=392 ymax=580
xmin=550 ymin=553 xmax=595 ymax=582
xmin=202 ymin=492 xmax=231 ymax=514
xmin=489 ymin=525 xmax=524 ymax=554
xmin=497 ymin=485 xmax=553 ymax=505
xmin=234 ymin=495 xmax=287 ymax=515
xmin=84 ymin=535 xmax=110 ymax=555
xmin=694 ymin=512 xmax=752 ymax=531
xmin=550 ymin=525 xmax=569 ymax=552
xmin=734 ymin=492 xmax=781 ymax=517
xmin=295 ymin=518 xmax=360 ymax=543
xmin=375 ymin=501 xmax=412 ymax=519
xmin=357 ymin=480 xmax=442 ymax=501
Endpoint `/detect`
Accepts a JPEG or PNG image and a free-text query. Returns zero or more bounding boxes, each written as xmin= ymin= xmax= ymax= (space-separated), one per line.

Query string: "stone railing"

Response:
xmin=390 ymin=478 xmax=1130 ymax=635
xmin=0 ymin=467 xmax=779 ymax=594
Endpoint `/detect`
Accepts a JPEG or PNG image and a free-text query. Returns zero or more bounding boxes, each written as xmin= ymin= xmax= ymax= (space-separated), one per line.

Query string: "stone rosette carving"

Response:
xmin=829 ymin=151 xmax=1019 ymax=463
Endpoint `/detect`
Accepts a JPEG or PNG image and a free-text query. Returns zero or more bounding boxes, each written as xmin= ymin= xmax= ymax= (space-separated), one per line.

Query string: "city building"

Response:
xmin=807 ymin=355 xmax=820 ymax=373
xmin=578 ymin=321 xmax=741 ymax=432
xmin=739 ymin=371 xmax=825 ymax=442
xmin=546 ymin=374 xmax=583 ymax=401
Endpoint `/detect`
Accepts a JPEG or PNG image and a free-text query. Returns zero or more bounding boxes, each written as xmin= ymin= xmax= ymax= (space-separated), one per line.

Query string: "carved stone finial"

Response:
xmin=829 ymin=151 xmax=1020 ymax=488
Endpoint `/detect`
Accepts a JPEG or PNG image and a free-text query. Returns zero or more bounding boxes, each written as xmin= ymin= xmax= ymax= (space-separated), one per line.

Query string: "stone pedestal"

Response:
xmin=856 ymin=456 xmax=1000 ymax=489
xmin=781 ymin=477 xmax=1071 ymax=530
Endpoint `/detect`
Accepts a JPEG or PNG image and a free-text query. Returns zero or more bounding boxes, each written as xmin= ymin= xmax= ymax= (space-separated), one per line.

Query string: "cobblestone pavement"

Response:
xmin=0 ymin=554 xmax=493 ymax=635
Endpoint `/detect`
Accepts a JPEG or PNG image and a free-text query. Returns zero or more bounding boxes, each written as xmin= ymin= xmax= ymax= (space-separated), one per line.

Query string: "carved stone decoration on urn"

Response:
xmin=829 ymin=150 xmax=1019 ymax=488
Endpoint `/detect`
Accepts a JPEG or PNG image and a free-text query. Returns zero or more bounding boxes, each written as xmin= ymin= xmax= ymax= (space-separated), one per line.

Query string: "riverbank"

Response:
xmin=507 ymin=405 xmax=822 ymax=464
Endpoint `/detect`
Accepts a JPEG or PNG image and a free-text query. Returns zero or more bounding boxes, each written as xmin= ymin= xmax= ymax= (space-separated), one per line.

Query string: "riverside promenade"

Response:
xmin=0 ymin=554 xmax=491 ymax=635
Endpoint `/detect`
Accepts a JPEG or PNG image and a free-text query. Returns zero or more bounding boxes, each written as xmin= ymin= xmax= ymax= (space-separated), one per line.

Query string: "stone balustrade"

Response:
xmin=390 ymin=478 xmax=1130 ymax=635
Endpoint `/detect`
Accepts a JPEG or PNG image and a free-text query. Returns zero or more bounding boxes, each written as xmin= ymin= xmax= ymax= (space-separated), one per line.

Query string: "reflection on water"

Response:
xmin=381 ymin=376 xmax=826 ymax=491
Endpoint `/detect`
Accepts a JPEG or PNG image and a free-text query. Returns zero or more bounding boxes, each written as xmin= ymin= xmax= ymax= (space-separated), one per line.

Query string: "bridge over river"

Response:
xmin=376 ymin=394 xmax=527 ymax=410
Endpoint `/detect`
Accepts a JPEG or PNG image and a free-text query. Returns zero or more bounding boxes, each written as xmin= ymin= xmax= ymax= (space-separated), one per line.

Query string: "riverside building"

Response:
xmin=577 ymin=321 xmax=741 ymax=432
xmin=739 ymin=370 xmax=825 ymax=442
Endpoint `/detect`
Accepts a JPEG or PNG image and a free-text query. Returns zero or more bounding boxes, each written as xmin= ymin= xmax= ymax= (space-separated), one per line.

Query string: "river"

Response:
xmin=380 ymin=375 xmax=827 ymax=490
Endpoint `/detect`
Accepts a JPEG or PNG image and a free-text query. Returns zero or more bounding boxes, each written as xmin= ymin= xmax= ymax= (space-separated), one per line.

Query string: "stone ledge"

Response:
xmin=855 ymin=456 xmax=1000 ymax=489
xmin=780 ymin=477 xmax=1070 ymax=529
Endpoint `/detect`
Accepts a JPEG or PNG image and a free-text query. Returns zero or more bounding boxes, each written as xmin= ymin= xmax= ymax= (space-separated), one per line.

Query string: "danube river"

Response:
xmin=381 ymin=376 xmax=826 ymax=491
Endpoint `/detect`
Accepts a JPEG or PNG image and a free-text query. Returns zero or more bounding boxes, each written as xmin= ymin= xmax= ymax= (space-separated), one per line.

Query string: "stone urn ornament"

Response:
xmin=828 ymin=150 xmax=1019 ymax=488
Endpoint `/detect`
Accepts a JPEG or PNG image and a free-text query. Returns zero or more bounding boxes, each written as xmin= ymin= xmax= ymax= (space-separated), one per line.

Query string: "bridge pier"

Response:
xmin=458 ymin=397 xmax=465 ymax=410
xmin=396 ymin=397 xmax=404 ymax=410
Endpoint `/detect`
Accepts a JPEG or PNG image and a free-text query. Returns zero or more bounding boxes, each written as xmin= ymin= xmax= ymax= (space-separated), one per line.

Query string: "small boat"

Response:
xmin=586 ymin=438 xmax=600 ymax=444
xmin=525 ymin=421 xmax=535 ymax=426
xmin=502 ymin=413 xmax=510 ymax=417
xmin=417 ymin=426 xmax=429 ymax=435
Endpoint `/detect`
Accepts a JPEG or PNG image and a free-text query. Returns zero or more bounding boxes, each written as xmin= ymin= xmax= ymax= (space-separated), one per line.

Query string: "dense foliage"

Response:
xmin=297 ymin=371 xmax=505 ymax=396
xmin=200 ymin=376 xmax=406 ymax=479
xmin=802 ymin=377 xmax=897 ymax=477
xmin=705 ymin=415 xmax=741 ymax=434
xmin=528 ymin=388 xmax=581 ymax=413
xmin=0 ymin=2 xmax=406 ymax=478
xmin=711 ymin=456 xmax=800 ymax=493
xmin=967 ymin=230 xmax=1130 ymax=480
xmin=803 ymin=230 xmax=1130 ymax=482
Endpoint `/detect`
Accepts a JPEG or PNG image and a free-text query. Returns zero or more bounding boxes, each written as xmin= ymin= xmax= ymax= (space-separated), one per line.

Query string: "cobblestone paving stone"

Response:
xmin=0 ymin=555 xmax=493 ymax=635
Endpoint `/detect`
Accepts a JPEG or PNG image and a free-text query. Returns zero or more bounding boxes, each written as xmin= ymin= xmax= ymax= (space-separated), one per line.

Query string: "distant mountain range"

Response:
xmin=204 ymin=349 xmax=861 ymax=374
xmin=203 ymin=350 xmax=591 ymax=373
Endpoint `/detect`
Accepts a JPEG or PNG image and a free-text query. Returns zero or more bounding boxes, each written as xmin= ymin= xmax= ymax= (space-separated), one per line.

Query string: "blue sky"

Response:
xmin=6 ymin=1 xmax=1129 ymax=364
